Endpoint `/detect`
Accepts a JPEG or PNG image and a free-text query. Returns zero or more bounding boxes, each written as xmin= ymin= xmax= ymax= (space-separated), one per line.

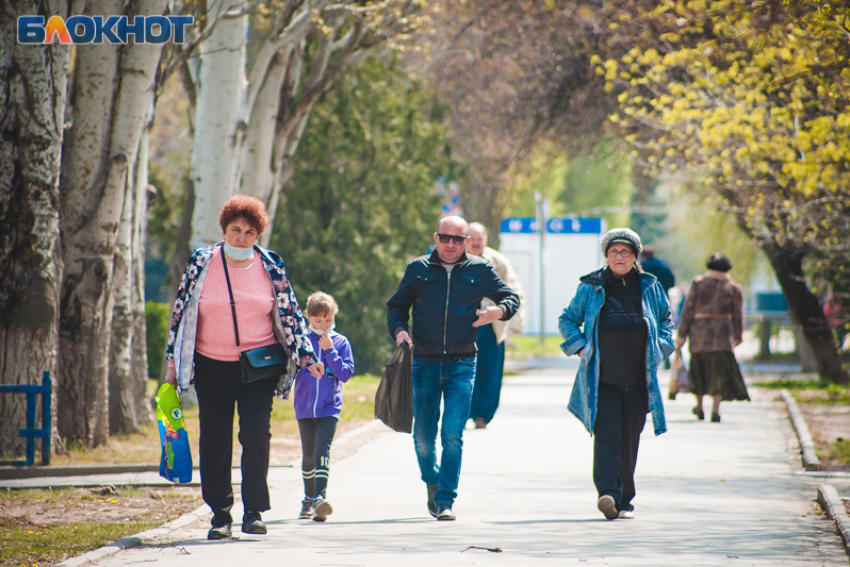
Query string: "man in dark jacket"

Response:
xmin=387 ymin=215 xmax=519 ymax=521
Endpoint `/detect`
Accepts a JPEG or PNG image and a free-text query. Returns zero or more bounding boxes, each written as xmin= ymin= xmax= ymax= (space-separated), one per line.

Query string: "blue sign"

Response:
xmin=500 ymin=217 xmax=603 ymax=234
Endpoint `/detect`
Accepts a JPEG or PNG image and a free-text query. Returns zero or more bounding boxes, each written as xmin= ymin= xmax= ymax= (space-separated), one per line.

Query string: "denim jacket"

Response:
xmin=558 ymin=268 xmax=675 ymax=436
xmin=165 ymin=243 xmax=316 ymax=398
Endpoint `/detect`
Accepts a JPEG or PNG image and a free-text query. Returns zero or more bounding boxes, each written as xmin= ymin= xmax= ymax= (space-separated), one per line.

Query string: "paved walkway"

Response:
xmin=44 ymin=362 xmax=849 ymax=566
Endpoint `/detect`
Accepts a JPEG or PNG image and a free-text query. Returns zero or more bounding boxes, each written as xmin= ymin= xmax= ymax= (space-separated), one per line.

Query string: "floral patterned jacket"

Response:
xmin=164 ymin=242 xmax=316 ymax=398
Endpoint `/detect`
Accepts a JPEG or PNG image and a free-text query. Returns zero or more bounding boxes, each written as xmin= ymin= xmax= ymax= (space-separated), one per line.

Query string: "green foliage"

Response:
xmin=269 ymin=56 xmax=454 ymax=373
xmin=665 ymin=188 xmax=763 ymax=288
xmin=601 ymin=1 xmax=850 ymax=303
xmin=144 ymin=301 xmax=170 ymax=379
xmin=506 ymin=141 xmax=633 ymax=230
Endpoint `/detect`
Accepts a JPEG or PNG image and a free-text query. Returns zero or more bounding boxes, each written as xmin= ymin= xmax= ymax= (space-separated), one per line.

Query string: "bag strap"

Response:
xmin=220 ymin=245 xmax=241 ymax=347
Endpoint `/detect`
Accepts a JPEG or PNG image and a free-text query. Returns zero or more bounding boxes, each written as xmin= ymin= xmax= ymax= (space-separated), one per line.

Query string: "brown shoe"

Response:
xmin=473 ymin=417 xmax=487 ymax=429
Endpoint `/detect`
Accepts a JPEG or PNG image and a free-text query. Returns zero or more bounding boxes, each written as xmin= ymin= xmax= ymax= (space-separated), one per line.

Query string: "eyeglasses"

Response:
xmin=607 ymin=249 xmax=634 ymax=258
xmin=437 ymin=233 xmax=468 ymax=245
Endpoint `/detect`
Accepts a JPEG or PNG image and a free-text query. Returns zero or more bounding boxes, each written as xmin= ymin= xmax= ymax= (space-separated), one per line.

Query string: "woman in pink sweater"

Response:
xmin=165 ymin=195 xmax=323 ymax=540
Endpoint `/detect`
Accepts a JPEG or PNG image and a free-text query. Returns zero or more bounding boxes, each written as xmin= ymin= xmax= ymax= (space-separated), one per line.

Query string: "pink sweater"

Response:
xmin=195 ymin=248 xmax=277 ymax=361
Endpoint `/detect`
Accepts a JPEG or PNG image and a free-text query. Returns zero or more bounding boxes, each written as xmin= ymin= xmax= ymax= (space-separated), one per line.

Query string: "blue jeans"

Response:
xmin=411 ymin=355 xmax=476 ymax=507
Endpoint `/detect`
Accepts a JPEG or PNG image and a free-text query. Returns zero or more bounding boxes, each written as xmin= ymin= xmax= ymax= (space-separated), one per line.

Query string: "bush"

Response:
xmin=145 ymin=301 xmax=170 ymax=378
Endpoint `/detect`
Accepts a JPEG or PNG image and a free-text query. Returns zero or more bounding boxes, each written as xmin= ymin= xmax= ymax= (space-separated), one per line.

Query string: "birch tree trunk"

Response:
xmin=109 ymin=103 xmax=154 ymax=434
xmin=189 ymin=0 xmax=248 ymax=248
xmin=59 ymin=0 xmax=168 ymax=446
xmin=0 ymin=0 xmax=70 ymax=457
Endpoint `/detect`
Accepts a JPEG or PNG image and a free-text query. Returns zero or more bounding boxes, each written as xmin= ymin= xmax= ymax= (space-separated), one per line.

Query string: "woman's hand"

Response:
xmin=307 ymin=362 xmax=325 ymax=378
xmin=165 ymin=366 xmax=177 ymax=387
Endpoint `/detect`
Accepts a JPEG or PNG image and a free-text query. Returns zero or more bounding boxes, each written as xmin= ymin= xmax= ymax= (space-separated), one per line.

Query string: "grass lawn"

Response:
xmin=50 ymin=373 xmax=381 ymax=468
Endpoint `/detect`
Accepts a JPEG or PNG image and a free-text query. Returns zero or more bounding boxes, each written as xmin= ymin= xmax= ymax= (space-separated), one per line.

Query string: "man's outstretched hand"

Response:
xmin=472 ymin=306 xmax=505 ymax=327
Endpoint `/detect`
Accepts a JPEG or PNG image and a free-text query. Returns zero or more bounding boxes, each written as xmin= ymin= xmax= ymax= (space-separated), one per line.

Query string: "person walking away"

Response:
xmin=640 ymin=245 xmax=675 ymax=369
xmin=466 ymin=222 xmax=525 ymax=429
xmin=293 ymin=292 xmax=355 ymax=522
xmin=559 ymin=228 xmax=674 ymax=521
xmin=675 ymin=253 xmax=749 ymax=423
xmin=387 ymin=216 xmax=520 ymax=521
xmin=165 ymin=195 xmax=324 ymax=540
xmin=824 ymin=291 xmax=849 ymax=350
xmin=639 ymin=245 xmax=675 ymax=296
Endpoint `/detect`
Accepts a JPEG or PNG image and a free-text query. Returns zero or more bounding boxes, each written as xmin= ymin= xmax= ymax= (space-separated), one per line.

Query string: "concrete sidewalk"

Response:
xmin=56 ymin=363 xmax=848 ymax=566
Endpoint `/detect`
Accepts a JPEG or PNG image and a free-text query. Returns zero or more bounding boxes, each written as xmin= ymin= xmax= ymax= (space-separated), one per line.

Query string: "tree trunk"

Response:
xmin=59 ymin=0 xmax=168 ymax=447
xmin=763 ymin=243 xmax=849 ymax=384
xmin=189 ymin=0 xmax=248 ymax=247
xmin=109 ymin=104 xmax=154 ymax=434
xmin=0 ymin=0 xmax=69 ymax=457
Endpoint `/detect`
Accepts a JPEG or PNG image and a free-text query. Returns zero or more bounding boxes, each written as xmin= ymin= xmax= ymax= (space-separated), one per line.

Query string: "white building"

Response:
xmin=499 ymin=217 xmax=606 ymax=336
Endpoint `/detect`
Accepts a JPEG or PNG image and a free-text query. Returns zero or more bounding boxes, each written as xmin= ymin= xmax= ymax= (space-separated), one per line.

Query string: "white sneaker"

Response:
xmin=597 ymin=495 xmax=618 ymax=520
xmin=618 ymin=509 xmax=635 ymax=520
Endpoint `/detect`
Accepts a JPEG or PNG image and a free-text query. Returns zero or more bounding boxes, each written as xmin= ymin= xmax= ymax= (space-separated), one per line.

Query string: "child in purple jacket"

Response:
xmin=293 ymin=292 xmax=355 ymax=521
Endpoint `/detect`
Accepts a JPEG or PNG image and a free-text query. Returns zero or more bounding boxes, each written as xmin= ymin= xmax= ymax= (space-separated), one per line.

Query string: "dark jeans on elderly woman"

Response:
xmin=194 ymin=352 xmax=277 ymax=526
xmin=593 ymin=381 xmax=648 ymax=513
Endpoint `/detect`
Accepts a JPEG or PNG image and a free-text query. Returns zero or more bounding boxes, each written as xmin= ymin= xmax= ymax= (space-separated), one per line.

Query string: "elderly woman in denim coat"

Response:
xmin=559 ymin=228 xmax=675 ymax=521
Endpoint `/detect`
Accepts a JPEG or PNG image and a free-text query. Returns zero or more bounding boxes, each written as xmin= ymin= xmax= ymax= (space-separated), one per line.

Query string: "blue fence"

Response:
xmin=0 ymin=371 xmax=51 ymax=466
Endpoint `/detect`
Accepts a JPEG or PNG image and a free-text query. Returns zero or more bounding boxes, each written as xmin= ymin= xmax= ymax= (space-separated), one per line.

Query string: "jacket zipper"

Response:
xmin=313 ymin=340 xmax=322 ymax=417
xmin=442 ymin=270 xmax=452 ymax=355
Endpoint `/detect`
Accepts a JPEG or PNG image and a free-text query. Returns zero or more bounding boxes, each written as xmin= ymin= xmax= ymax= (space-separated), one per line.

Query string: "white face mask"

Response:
xmin=310 ymin=325 xmax=326 ymax=336
xmin=224 ymin=242 xmax=254 ymax=261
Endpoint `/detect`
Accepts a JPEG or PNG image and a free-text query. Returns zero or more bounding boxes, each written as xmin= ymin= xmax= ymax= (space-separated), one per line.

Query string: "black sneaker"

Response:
xmin=298 ymin=498 xmax=314 ymax=520
xmin=427 ymin=485 xmax=439 ymax=518
xmin=242 ymin=511 xmax=267 ymax=534
xmin=312 ymin=498 xmax=333 ymax=522
xmin=436 ymin=505 xmax=456 ymax=521
xmin=207 ymin=522 xmax=232 ymax=540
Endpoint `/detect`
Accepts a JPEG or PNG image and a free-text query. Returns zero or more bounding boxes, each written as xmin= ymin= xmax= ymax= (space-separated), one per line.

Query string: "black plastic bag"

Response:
xmin=375 ymin=343 xmax=413 ymax=433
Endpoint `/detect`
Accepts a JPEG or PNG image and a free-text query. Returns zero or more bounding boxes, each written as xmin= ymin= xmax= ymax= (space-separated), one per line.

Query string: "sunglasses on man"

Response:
xmin=436 ymin=233 xmax=468 ymax=245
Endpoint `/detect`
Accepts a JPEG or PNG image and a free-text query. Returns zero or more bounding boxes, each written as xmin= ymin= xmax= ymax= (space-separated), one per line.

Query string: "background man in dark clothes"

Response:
xmin=640 ymin=245 xmax=675 ymax=296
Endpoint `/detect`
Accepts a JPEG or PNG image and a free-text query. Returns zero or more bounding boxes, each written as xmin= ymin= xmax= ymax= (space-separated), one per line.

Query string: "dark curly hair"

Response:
xmin=706 ymin=252 xmax=733 ymax=272
xmin=218 ymin=194 xmax=268 ymax=234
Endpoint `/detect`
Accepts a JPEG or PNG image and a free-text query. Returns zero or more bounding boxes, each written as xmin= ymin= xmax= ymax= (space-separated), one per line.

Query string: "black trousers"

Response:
xmin=593 ymin=381 xmax=648 ymax=512
xmin=297 ymin=416 xmax=338 ymax=498
xmin=193 ymin=352 xmax=277 ymax=524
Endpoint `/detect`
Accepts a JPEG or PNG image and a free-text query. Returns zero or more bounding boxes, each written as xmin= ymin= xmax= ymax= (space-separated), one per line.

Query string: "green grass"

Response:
xmin=824 ymin=438 xmax=850 ymax=463
xmin=505 ymin=335 xmax=563 ymax=360
xmin=758 ymin=376 xmax=831 ymax=390
xmin=3 ymin=521 xmax=165 ymax=567
xmin=0 ymin=487 xmax=200 ymax=567
xmin=51 ymin=373 xmax=381 ymax=467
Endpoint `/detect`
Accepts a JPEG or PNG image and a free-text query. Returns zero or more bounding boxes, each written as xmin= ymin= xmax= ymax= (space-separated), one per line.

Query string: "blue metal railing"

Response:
xmin=0 ymin=371 xmax=51 ymax=466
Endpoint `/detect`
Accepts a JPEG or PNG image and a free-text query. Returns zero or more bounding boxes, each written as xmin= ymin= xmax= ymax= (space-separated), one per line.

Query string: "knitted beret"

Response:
xmin=600 ymin=227 xmax=642 ymax=257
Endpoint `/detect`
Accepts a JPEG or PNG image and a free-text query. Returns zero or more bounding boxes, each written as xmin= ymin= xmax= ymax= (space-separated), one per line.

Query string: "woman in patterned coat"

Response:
xmin=164 ymin=194 xmax=324 ymax=540
xmin=675 ymin=252 xmax=750 ymax=423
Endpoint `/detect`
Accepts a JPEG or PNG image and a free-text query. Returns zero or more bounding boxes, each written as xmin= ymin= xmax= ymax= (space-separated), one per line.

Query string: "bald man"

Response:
xmin=387 ymin=216 xmax=520 ymax=520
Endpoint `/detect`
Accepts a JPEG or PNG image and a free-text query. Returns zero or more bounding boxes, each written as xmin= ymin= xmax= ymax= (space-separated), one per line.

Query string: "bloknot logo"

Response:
xmin=17 ymin=15 xmax=194 ymax=45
